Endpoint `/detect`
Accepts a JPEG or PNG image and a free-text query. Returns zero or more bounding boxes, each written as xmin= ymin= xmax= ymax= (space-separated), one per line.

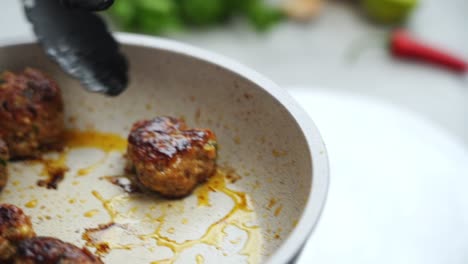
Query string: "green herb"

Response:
xmin=244 ymin=1 xmax=284 ymax=31
xmin=108 ymin=0 xmax=284 ymax=35
xmin=180 ymin=0 xmax=229 ymax=26
xmin=208 ymin=140 xmax=218 ymax=151
xmin=362 ymin=0 xmax=418 ymax=24
xmin=0 ymin=159 xmax=6 ymax=167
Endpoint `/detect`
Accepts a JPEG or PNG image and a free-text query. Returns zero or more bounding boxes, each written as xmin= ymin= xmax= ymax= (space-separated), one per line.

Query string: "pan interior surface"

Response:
xmin=0 ymin=41 xmax=313 ymax=263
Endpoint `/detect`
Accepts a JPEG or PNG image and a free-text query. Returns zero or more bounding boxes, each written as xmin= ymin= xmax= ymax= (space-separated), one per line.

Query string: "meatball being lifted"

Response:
xmin=0 ymin=68 xmax=65 ymax=159
xmin=127 ymin=117 xmax=217 ymax=198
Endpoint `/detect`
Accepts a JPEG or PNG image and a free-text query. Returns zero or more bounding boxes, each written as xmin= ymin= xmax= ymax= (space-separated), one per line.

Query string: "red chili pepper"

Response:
xmin=390 ymin=29 xmax=467 ymax=73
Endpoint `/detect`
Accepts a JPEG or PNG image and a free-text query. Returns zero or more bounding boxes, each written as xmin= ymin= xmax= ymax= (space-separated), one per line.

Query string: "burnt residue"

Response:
xmin=37 ymin=171 xmax=65 ymax=190
xmin=82 ymin=222 xmax=129 ymax=256
xmin=37 ymin=157 xmax=69 ymax=190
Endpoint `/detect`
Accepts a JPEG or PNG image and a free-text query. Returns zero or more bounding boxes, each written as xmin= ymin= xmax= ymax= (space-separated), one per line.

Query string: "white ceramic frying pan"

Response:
xmin=0 ymin=34 xmax=329 ymax=264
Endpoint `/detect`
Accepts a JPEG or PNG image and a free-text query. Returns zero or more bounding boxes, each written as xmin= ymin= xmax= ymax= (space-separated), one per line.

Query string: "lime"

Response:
xmin=361 ymin=0 xmax=418 ymax=24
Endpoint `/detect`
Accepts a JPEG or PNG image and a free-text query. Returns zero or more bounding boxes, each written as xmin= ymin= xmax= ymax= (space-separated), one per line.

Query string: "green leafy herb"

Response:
xmin=108 ymin=0 xmax=284 ymax=35
xmin=180 ymin=0 xmax=229 ymax=26
xmin=244 ymin=1 xmax=285 ymax=31
xmin=208 ymin=140 xmax=218 ymax=151
xmin=0 ymin=159 xmax=6 ymax=167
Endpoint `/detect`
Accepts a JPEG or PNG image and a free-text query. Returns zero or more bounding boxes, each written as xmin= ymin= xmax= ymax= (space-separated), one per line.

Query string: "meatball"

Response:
xmin=127 ymin=116 xmax=217 ymax=198
xmin=0 ymin=204 xmax=35 ymax=243
xmin=13 ymin=237 xmax=103 ymax=264
xmin=0 ymin=205 xmax=102 ymax=263
xmin=0 ymin=236 xmax=16 ymax=261
xmin=0 ymin=204 xmax=35 ymax=261
xmin=0 ymin=139 xmax=9 ymax=191
xmin=0 ymin=68 xmax=64 ymax=159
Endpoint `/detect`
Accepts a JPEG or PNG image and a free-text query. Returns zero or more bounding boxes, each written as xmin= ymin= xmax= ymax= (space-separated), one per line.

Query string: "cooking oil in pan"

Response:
xmin=87 ymin=169 xmax=262 ymax=263
xmin=2 ymin=130 xmax=263 ymax=263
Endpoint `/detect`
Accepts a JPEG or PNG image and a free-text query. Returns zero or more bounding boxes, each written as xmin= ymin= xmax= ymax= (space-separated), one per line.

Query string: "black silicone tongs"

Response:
xmin=23 ymin=0 xmax=128 ymax=96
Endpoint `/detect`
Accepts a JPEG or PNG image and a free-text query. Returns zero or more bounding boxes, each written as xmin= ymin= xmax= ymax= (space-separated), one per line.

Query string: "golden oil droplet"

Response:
xmin=77 ymin=168 xmax=88 ymax=176
xmin=167 ymin=227 xmax=175 ymax=234
xmin=64 ymin=130 xmax=127 ymax=153
xmin=293 ymin=219 xmax=299 ymax=228
xmin=267 ymin=198 xmax=277 ymax=209
xmin=196 ymin=254 xmax=204 ymax=264
xmin=274 ymin=205 xmax=283 ymax=217
xmin=84 ymin=209 xmax=100 ymax=218
xmin=25 ymin=199 xmax=38 ymax=208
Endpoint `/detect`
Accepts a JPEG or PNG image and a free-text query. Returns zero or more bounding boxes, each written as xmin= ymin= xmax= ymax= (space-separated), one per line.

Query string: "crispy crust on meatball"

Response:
xmin=0 ymin=139 xmax=8 ymax=191
xmin=0 ymin=204 xmax=35 ymax=261
xmin=14 ymin=237 xmax=103 ymax=264
xmin=0 ymin=204 xmax=35 ymax=243
xmin=0 ymin=235 xmax=16 ymax=261
xmin=127 ymin=117 xmax=217 ymax=198
xmin=0 ymin=205 xmax=102 ymax=263
xmin=0 ymin=68 xmax=64 ymax=159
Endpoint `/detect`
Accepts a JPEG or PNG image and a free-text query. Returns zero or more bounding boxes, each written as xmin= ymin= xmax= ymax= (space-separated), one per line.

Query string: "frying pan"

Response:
xmin=0 ymin=34 xmax=329 ymax=264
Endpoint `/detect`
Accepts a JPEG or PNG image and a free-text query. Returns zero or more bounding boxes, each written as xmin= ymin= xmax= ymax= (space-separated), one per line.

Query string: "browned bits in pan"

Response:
xmin=0 ymin=68 xmax=64 ymax=159
xmin=127 ymin=116 xmax=218 ymax=198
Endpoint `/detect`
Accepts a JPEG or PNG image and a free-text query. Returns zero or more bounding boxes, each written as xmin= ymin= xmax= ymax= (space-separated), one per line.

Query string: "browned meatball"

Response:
xmin=0 ymin=204 xmax=35 ymax=261
xmin=0 ymin=235 xmax=16 ymax=261
xmin=0 ymin=68 xmax=64 ymax=159
xmin=0 ymin=204 xmax=35 ymax=243
xmin=13 ymin=237 xmax=103 ymax=264
xmin=0 ymin=139 xmax=9 ymax=191
xmin=127 ymin=116 xmax=217 ymax=198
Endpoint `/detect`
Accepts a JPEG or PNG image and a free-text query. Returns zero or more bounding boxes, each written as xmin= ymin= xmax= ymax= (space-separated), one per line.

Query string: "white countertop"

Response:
xmin=290 ymin=89 xmax=468 ymax=264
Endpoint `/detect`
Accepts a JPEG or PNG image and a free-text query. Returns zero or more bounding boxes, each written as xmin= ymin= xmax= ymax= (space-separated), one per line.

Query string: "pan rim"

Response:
xmin=0 ymin=33 xmax=329 ymax=264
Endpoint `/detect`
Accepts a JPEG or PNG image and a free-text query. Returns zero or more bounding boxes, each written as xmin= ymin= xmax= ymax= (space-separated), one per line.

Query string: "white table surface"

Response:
xmin=1 ymin=1 xmax=468 ymax=263
xmin=290 ymin=89 xmax=468 ymax=264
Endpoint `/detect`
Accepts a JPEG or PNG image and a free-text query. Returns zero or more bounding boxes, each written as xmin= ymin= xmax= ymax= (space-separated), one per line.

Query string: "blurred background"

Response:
xmin=2 ymin=0 xmax=468 ymax=145
xmin=2 ymin=0 xmax=468 ymax=263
